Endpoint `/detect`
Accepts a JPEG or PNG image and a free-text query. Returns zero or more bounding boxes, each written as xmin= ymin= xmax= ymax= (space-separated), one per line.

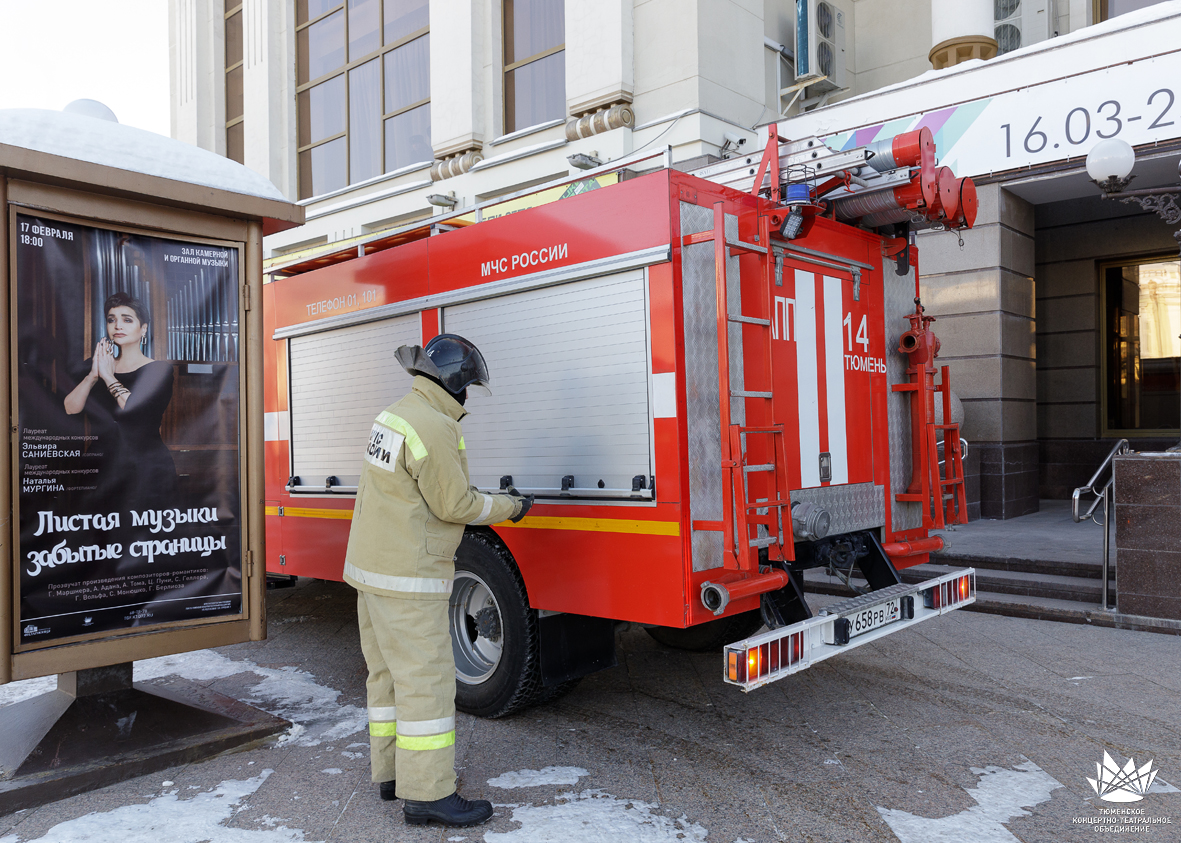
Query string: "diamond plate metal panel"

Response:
xmin=691 ymin=531 xmax=724 ymax=575
xmin=884 ymin=265 xmax=922 ymax=532
xmin=790 ymin=482 xmax=886 ymax=536
xmin=681 ymin=202 xmax=743 ymax=571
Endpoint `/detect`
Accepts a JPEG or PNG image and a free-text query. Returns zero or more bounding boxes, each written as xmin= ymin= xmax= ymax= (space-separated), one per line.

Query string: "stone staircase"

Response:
xmin=802 ymin=541 xmax=1181 ymax=636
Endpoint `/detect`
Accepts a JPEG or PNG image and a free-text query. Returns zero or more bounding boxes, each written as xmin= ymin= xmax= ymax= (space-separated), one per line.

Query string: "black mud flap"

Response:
xmin=855 ymin=531 xmax=904 ymax=590
xmin=761 ymin=567 xmax=813 ymax=629
xmin=538 ymin=613 xmax=617 ymax=686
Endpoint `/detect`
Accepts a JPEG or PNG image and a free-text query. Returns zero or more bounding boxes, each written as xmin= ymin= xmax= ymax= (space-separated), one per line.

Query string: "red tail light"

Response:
xmin=924 ymin=574 xmax=974 ymax=609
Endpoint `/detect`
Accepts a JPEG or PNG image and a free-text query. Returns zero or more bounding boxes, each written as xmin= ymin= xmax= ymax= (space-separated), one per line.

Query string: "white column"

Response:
xmin=430 ymin=0 xmax=485 ymax=158
xmin=931 ymin=0 xmax=993 ymax=49
xmin=243 ymin=0 xmax=297 ymax=200
xmin=169 ymin=0 xmax=221 ymax=152
xmin=564 ymin=0 xmax=634 ymax=117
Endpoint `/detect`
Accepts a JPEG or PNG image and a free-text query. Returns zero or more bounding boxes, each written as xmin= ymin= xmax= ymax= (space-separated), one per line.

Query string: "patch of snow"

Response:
xmin=0 ymin=771 xmax=317 ymax=842
xmin=0 ymin=676 xmax=56 ymax=706
xmin=878 ymin=761 xmax=1062 ymax=843
xmin=487 ymin=767 xmax=589 ymax=789
xmin=341 ymin=751 xmax=365 ymax=759
xmin=1066 ymin=676 xmax=1093 ymax=682
xmin=161 ymin=782 xmax=174 ymax=788
xmin=320 ymin=769 xmax=343 ymax=775
xmin=276 ymin=725 xmax=308 ymax=747
xmin=485 ymin=790 xmax=708 ymax=843
xmin=136 ymin=650 xmax=252 ymax=683
xmin=136 ymin=650 xmax=366 ymax=746
xmin=0 ymin=109 xmax=287 ymax=203
xmin=1150 ymin=778 xmax=1181 ymax=795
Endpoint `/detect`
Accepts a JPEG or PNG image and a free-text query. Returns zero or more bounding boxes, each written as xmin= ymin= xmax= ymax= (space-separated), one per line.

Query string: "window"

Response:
xmin=296 ymin=0 xmax=430 ymax=200
xmin=225 ymin=1 xmax=244 ymax=163
xmin=1095 ymin=0 xmax=1169 ymax=22
xmin=1103 ymin=257 xmax=1181 ymax=435
xmin=503 ymin=0 xmax=565 ymax=135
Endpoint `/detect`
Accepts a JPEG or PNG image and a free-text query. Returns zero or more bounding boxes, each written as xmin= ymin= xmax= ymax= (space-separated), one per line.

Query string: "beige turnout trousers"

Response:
xmin=357 ymin=589 xmax=457 ymax=802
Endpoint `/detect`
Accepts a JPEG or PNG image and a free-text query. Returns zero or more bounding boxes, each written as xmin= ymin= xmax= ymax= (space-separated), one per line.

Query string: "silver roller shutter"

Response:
xmin=288 ymin=313 xmax=419 ymax=488
xmin=442 ymin=270 xmax=651 ymax=498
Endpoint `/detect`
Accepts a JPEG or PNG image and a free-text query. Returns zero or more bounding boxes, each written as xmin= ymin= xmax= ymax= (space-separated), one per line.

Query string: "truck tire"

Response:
xmin=645 ymin=611 xmax=764 ymax=652
xmin=531 ymin=677 xmax=582 ymax=707
xmin=450 ymin=530 xmax=541 ymax=718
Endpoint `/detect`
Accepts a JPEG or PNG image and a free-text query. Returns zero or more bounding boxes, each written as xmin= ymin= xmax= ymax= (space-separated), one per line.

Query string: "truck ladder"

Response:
xmin=893 ymin=365 xmax=968 ymax=529
xmin=683 ymin=202 xmax=792 ymax=570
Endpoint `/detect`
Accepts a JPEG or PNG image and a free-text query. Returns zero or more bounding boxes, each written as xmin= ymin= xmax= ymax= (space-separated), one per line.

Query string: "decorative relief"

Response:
xmin=430 ymin=150 xmax=483 ymax=182
xmin=565 ymin=103 xmax=634 ymax=142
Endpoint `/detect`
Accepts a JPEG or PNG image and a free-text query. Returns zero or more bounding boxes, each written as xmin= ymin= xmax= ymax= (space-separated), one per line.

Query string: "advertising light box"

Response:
xmin=14 ymin=213 xmax=246 ymax=647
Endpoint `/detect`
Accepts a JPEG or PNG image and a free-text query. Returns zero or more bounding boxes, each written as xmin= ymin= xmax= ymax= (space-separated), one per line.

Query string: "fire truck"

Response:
xmin=262 ymin=128 xmax=978 ymax=715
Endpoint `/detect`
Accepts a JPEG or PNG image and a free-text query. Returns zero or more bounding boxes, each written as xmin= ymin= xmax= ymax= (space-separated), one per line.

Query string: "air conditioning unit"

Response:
xmin=994 ymin=0 xmax=1054 ymax=56
xmin=795 ymin=0 xmax=847 ymax=93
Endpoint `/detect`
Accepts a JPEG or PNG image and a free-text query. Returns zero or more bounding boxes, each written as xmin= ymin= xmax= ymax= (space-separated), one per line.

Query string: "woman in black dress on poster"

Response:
xmin=63 ymin=292 xmax=179 ymax=508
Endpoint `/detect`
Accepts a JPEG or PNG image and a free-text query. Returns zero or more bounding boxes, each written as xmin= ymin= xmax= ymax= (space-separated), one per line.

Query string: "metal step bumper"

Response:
xmin=723 ymin=568 xmax=976 ymax=691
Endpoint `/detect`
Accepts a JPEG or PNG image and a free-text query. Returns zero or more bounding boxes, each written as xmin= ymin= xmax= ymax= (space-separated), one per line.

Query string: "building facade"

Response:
xmin=170 ymin=0 xmax=1181 ymax=519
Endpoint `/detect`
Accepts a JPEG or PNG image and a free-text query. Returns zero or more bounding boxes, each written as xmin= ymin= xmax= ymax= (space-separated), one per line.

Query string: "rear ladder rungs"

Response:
xmin=732 ymin=390 xmax=774 ymax=399
xmin=743 ymin=463 xmax=775 ymax=473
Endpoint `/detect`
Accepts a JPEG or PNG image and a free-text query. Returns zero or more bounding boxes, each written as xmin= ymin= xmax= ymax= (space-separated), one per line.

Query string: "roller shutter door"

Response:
xmin=288 ymin=314 xmax=419 ymax=487
xmin=442 ymin=270 xmax=651 ymax=497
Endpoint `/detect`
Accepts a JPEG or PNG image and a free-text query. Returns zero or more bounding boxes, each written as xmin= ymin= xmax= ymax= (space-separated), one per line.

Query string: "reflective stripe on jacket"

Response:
xmin=343 ymin=376 xmax=519 ymax=600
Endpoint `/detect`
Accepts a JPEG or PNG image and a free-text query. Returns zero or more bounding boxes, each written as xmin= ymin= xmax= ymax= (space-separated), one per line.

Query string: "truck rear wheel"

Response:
xmin=645 ymin=611 xmax=764 ymax=651
xmin=450 ymin=530 xmax=541 ymax=718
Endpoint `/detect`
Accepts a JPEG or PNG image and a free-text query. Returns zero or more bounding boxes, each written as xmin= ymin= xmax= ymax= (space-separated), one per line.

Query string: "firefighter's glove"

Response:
xmin=506 ymin=487 xmax=534 ymax=523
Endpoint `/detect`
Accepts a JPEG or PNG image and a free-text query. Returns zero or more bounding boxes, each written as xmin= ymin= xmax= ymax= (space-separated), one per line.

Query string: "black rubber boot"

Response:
xmin=379 ymin=780 xmax=397 ymax=801
xmin=403 ymin=792 xmax=493 ymax=827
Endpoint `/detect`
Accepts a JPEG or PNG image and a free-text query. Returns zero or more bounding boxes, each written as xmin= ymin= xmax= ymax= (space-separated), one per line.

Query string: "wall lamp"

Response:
xmin=1087 ymin=138 xmax=1181 ymax=227
xmin=426 ymin=191 xmax=458 ymax=208
xmin=567 ymin=152 xmax=603 ymax=170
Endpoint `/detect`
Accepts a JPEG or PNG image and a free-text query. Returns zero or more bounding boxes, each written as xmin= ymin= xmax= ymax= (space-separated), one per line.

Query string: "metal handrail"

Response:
xmin=1071 ymin=438 xmax=1130 ymax=612
xmin=1072 ymin=439 xmax=1129 ymax=524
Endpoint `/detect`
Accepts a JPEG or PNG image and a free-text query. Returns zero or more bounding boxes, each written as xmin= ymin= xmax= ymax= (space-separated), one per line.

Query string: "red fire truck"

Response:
xmin=262 ymin=129 xmax=977 ymax=715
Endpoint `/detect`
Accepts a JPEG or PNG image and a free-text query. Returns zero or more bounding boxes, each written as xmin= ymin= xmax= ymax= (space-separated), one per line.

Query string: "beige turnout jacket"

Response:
xmin=343 ymin=376 xmax=519 ymax=600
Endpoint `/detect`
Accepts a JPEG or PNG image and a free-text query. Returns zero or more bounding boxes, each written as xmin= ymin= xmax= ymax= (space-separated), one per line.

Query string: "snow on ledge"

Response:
xmin=811 ymin=1 xmax=1181 ymax=111
xmin=0 ymin=108 xmax=286 ymax=203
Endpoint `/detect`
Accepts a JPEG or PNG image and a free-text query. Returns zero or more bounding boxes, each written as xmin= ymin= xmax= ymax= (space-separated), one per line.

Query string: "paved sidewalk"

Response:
xmin=0 ymin=578 xmax=1178 ymax=843
xmin=934 ymin=500 xmax=1109 ymax=567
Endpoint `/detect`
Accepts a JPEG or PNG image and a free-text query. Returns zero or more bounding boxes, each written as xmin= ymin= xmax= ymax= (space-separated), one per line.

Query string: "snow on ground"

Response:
xmin=877 ymin=761 xmax=1062 ymax=843
xmin=135 ymin=650 xmax=367 ymax=747
xmin=0 ymin=771 xmax=316 ymax=843
xmin=487 ymin=767 xmax=589 ymax=789
xmin=0 ymin=649 xmax=368 ymax=748
xmin=485 ymin=790 xmax=709 ymax=843
xmin=0 ymin=676 xmax=56 ymax=706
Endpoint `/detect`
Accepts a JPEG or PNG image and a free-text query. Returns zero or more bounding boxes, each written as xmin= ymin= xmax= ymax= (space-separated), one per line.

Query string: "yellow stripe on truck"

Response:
xmin=496 ymin=515 xmax=679 ymax=536
xmin=271 ymin=507 xmax=678 ymax=536
xmin=278 ymin=506 xmax=354 ymax=520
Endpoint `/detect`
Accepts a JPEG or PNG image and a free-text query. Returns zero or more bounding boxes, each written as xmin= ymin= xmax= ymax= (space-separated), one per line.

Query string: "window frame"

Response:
xmin=295 ymin=0 xmax=430 ymax=200
xmin=501 ymin=0 xmax=566 ymax=136
xmin=1093 ymin=0 xmax=1170 ymax=22
xmin=225 ymin=1 xmax=245 ymax=164
xmin=1098 ymin=253 xmax=1181 ymax=438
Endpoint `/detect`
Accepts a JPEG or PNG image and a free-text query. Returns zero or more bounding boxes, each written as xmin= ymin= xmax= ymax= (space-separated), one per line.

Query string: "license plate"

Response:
xmin=847 ymin=598 xmax=901 ymax=639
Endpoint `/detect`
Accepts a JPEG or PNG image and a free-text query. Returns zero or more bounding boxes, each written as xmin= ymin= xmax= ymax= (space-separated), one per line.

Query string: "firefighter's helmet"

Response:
xmin=395 ymin=334 xmax=492 ymax=396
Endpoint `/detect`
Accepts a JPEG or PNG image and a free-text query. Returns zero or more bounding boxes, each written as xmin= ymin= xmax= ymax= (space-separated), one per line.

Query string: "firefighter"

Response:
xmin=344 ymin=333 xmax=532 ymax=828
